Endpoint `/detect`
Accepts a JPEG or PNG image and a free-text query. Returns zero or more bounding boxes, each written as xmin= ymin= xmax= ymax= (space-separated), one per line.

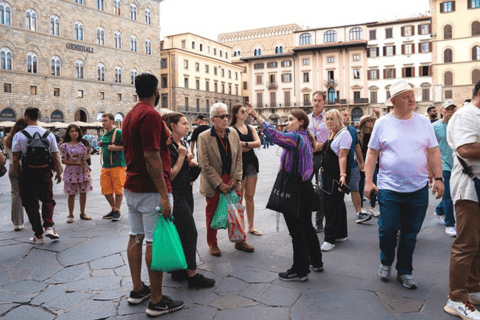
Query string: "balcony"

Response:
xmin=266 ymin=82 xmax=278 ymax=90
xmin=354 ymin=98 xmax=369 ymax=104
xmin=324 ymin=79 xmax=338 ymax=87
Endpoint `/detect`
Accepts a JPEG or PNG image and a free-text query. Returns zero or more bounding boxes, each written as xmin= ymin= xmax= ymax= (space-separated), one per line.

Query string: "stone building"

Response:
xmin=160 ymin=33 xmax=244 ymax=121
xmin=430 ymin=0 xmax=480 ymax=108
xmin=0 ymin=0 xmax=162 ymax=124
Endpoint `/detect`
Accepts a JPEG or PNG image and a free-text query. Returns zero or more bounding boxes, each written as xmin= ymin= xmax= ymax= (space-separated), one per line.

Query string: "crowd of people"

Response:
xmin=1 ymin=74 xmax=480 ymax=319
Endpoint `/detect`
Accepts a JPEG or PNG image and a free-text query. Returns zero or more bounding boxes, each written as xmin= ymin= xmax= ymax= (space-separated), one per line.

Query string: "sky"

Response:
xmin=159 ymin=0 xmax=431 ymax=41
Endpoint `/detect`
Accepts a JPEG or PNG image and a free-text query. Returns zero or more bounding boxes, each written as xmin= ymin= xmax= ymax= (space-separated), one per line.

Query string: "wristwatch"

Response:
xmin=435 ymin=177 xmax=444 ymax=182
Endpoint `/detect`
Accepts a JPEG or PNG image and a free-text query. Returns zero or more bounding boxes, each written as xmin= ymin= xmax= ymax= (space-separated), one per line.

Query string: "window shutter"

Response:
xmin=412 ymin=68 xmax=415 ymax=77
xmin=429 ymin=66 xmax=432 ymax=76
xmin=452 ymin=1 xmax=455 ymax=11
xmin=429 ymin=42 xmax=432 ymax=52
xmin=393 ymin=46 xmax=396 ymax=55
xmin=376 ymin=48 xmax=379 ymax=56
xmin=429 ymin=24 xmax=432 ymax=34
xmin=418 ymin=25 xmax=422 ymax=34
xmin=402 ymin=68 xmax=405 ymax=78
xmin=394 ymin=68 xmax=396 ymax=78
xmin=411 ymin=44 xmax=415 ymax=54
xmin=419 ymin=66 xmax=422 ymax=76
xmin=383 ymin=47 xmax=386 ymax=56
xmin=377 ymin=70 xmax=380 ymax=79
xmin=281 ymin=74 xmax=284 ymax=82
xmin=401 ymin=27 xmax=405 ymax=37
xmin=367 ymin=48 xmax=370 ymax=58
xmin=402 ymin=44 xmax=405 ymax=54
xmin=411 ymin=26 xmax=415 ymax=35
xmin=440 ymin=3 xmax=444 ymax=13
xmin=383 ymin=69 xmax=387 ymax=78
xmin=418 ymin=43 xmax=422 ymax=53
xmin=368 ymin=71 xmax=371 ymax=80
xmin=468 ymin=0 xmax=472 ymax=8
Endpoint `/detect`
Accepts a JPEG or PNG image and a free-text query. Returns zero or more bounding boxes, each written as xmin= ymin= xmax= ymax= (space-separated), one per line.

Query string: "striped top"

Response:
xmin=262 ymin=121 xmax=313 ymax=181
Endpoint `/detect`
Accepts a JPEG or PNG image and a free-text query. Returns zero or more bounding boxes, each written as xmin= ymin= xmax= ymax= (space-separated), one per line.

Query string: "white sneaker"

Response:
xmin=321 ymin=242 xmax=335 ymax=252
xmin=435 ymin=212 xmax=446 ymax=225
xmin=336 ymin=237 xmax=348 ymax=242
xmin=444 ymin=299 xmax=480 ymax=320
xmin=446 ymin=226 xmax=457 ymax=237
xmin=30 ymin=235 xmax=44 ymax=244
xmin=13 ymin=224 xmax=24 ymax=231
xmin=45 ymin=227 xmax=60 ymax=240
xmin=369 ymin=207 xmax=380 ymax=217
xmin=469 ymin=292 xmax=480 ymax=305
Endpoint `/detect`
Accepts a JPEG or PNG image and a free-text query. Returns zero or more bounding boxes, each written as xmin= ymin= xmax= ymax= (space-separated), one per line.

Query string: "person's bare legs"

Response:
xmin=127 ymin=235 xmax=144 ymax=292
xmin=68 ymin=194 xmax=76 ymax=216
xmin=79 ymin=193 xmax=86 ymax=214
xmin=244 ymin=177 xmax=258 ymax=232
xmin=187 ymin=269 xmax=198 ymax=277
xmin=104 ymin=194 xmax=115 ymax=210
xmin=145 ymin=241 xmax=163 ymax=304
xmin=351 ymin=191 xmax=362 ymax=213
xmin=115 ymin=193 xmax=123 ymax=212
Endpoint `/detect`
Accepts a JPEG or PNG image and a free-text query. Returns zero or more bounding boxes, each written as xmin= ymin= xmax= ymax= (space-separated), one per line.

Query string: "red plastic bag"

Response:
xmin=225 ymin=193 xmax=246 ymax=243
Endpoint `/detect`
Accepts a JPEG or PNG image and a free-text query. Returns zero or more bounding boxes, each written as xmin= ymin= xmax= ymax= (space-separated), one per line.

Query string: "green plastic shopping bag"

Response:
xmin=211 ymin=193 xmax=228 ymax=229
xmin=151 ymin=216 xmax=187 ymax=272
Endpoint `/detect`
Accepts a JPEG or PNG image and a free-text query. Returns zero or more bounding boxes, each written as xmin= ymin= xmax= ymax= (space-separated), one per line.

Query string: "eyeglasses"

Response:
xmin=214 ymin=114 xmax=230 ymax=120
xmin=239 ymin=110 xmax=246 ymax=114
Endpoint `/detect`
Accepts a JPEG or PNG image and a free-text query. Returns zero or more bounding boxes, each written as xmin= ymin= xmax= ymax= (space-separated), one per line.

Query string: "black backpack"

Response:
xmin=21 ymin=130 xmax=53 ymax=171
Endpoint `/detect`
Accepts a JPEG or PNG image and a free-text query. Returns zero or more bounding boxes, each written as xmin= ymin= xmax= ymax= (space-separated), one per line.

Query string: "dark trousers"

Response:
xmin=435 ymin=171 xmax=455 ymax=227
xmin=19 ymin=170 xmax=56 ymax=236
xmin=283 ymin=181 xmax=323 ymax=275
xmin=312 ymin=153 xmax=324 ymax=226
xmin=323 ymin=181 xmax=348 ymax=244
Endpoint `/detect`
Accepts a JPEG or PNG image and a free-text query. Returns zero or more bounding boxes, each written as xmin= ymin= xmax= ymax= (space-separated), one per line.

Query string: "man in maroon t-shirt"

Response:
xmin=122 ymin=73 xmax=184 ymax=317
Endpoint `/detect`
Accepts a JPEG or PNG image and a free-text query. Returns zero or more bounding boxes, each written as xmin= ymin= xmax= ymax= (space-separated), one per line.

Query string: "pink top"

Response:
xmin=60 ymin=142 xmax=91 ymax=184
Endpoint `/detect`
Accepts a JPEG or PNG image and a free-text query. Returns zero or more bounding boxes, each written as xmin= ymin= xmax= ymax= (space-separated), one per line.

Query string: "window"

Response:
xmin=130 ymin=4 xmax=137 ymax=20
xmin=96 ymin=0 xmax=104 ymax=10
xmin=444 ymin=71 xmax=453 ymax=85
xmin=114 ymin=66 xmax=121 ymax=83
xmin=184 ymin=60 xmax=189 ymax=69
xmin=205 ymin=80 xmax=209 ymax=91
xmin=114 ymin=32 xmax=122 ymax=49
xmin=327 ymin=56 xmax=334 ymax=63
xmin=195 ymin=79 xmax=200 ymax=90
xmin=444 ymin=48 xmax=453 ymax=62
xmin=30 ymin=86 xmax=37 ymax=95
xmin=0 ymin=2 xmax=12 ymax=26
xmin=302 ymin=59 xmax=310 ymax=65
xmin=254 ymin=48 xmax=262 ymax=56
xmin=445 ymin=90 xmax=453 ymax=99
xmin=97 ymin=27 xmax=105 ymax=45
xmin=75 ymin=60 xmax=84 ymax=78
xmin=222 ymin=84 xmax=225 ymax=93
xmin=384 ymin=68 xmax=395 ymax=79
xmin=161 ymin=59 xmax=167 ymax=68
xmin=403 ymin=26 xmax=413 ymax=37
xmin=403 ymin=67 xmax=414 ymax=78
xmin=145 ymin=9 xmax=151 ymax=24
xmin=25 ymin=9 xmax=37 ymax=31
xmin=369 ymin=69 xmax=378 ymax=80
xmin=281 ymin=60 xmax=292 ymax=67
xmin=235 ymin=72 xmax=238 ymax=80
xmin=385 ymin=28 xmax=393 ymax=39
xmin=420 ymin=42 xmax=430 ymax=53
xmin=420 ymin=66 xmax=430 ymax=76
xmin=422 ymin=88 xmax=430 ymax=101
xmin=205 ymin=64 xmax=209 ymax=73
xmin=299 ymin=33 xmax=312 ymax=45
xmin=206 ymin=46 xmax=210 ymax=53
xmin=243 ymin=81 xmax=247 ymax=90
xmin=385 ymin=46 xmax=395 ymax=56
xmin=354 ymin=91 xmax=361 ymax=102
xmin=191 ymin=41 xmax=195 ymax=50
xmin=228 ymin=70 xmax=231 ymax=78
xmin=131 ymin=69 xmax=137 ymax=84
xmin=353 ymin=69 xmax=360 ymax=79
xmin=117 ymin=93 xmax=122 ymax=101
xmin=303 ymin=72 xmax=309 ymax=83
xmin=160 ymin=75 xmax=167 ymax=88
xmin=74 ymin=22 xmax=84 ymax=40
xmin=74 ymin=0 xmax=83 ymax=3
xmin=282 ymin=73 xmax=292 ymax=82
xmin=256 ymin=75 xmax=262 ymax=84
xmin=221 ymin=68 xmax=225 ymax=77
xmin=369 ymin=47 xmax=378 ymax=57
xmin=99 ymin=92 xmax=105 ymax=100
xmin=226 ymin=52 xmax=228 ymax=59
xmin=184 ymin=77 xmax=188 ymax=88
xmin=473 ymin=46 xmax=480 ymax=61
xmin=470 ymin=0 xmax=480 ymax=8
xmin=256 ymin=92 xmax=263 ymax=107
xmin=214 ymin=48 xmax=217 ymax=55
xmin=473 ymin=21 xmax=480 ymax=36
xmin=214 ymin=82 xmax=218 ymax=92
xmin=369 ymin=30 xmax=376 ymax=40
xmin=200 ymin=44 xmax=203 ymax=51
xmin=219 ymin=50 xmax=222 ymax=57
xmin=328 ymin=88 xmax=335 ymax=104
xmin=275 ymin=45 xmax=283 ymax=54
xmin=113 ymin=0 xmax=121 ymax=15
xmin=444 ymin=25 xmax=452 ymax=39
xmin=353 ymin=54 xmax=360 ymax=61
xmin=53 ymin=88 xmax=60 ymax=97
xmin=233 ymin=49 xmax=241 ymax=56
xmin=284 ymin=91 xmax=291 ymax=106
xmin=27 ymin=52 xmax=38 ymax=73
xmin=324 ymin=30 xmax=337 ymax=43
xmin=254 ymin=63 xmax=264 ymax=70
xmin=145 ymin=39 xmax=152 ymax=55
xmin=51 ymin=56 xmax=61 ymax=76
xmin=349 ymin=27 xmax=362 ymax=40
xmin=50 ymin=15 xmax=60 ymax=36
xmin=196 ymin=99 xmax=200 ymax=112
xmin=214 ymin=67 xmax=217 ymax=75
xmin=303 ymin=94 xmax=311 ymax=106
xmin=403 ymin=44 xmax=413 ymax=55
xmin=130 ymin=35 xmax=137 ymax=52
xmin=370 ymin=91 xmax=378 ymax=104
xmin=440 ymin=1 xmax=455 ymax=13
xmin=268 ymin=62 xmax=278 ymax=68
xmin=77 ymin=90 xmax=83 ymax=98
xmin=420 ymin=24 xmax=430 ymax=35
xmin=97 ymin=64 xmax=106 ymax=81
xmin=473 ymin=69 xmax=480 ymax=84
xmin=133 ymin=95 xmax=137 ymax=102
xmin=181 ymin=40 xmax=186 ymax=49
xmin=0 ymin=47 xmax=12 ymax=70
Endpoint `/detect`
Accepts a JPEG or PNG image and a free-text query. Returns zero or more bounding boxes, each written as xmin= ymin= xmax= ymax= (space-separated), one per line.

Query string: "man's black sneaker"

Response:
xmin=127 ymin=282 xmax=151 ymax=305
xmin=112 ymin=211 xmax=122 ymax=221
xmin=103 ymin=211 xmax=114 ymax=219
xmin=188 ymin=273 xmax=216 ymax=288
xmin=170 ymin=269 xmax=188 ymax=281
xmin=355 ymin=211 xmax=372 ymax=224
xmin=310 ymin=264 xmax=324 ymax=272
xmin=279 ymin=269 xmax=308 ymax=282
xmin=146 ymin=295 xmax=184 ymax=317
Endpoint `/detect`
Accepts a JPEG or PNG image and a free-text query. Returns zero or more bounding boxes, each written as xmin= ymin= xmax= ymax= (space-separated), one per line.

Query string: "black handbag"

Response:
xmin=311 ymin=182 xmax=323 ymax=212
xmin=266 ymin=137 xmax=302 ymax=218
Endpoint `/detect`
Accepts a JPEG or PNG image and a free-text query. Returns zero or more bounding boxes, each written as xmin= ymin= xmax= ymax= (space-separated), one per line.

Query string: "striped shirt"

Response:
xmin=308 ymin=111 xmax=329 ymax=144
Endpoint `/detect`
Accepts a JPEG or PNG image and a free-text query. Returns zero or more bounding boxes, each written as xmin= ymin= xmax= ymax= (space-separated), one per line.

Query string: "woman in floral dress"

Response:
xmin=60 ymin=124 xmax=93 ymax=223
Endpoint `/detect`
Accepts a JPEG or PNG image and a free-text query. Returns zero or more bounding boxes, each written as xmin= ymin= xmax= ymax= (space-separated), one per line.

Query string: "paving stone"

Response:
xmin=113 ymin=265 xmax=131 ymax=277
xmin=398 ymin=314 xmax=429 ymax=320
xmin=31 ymin=285 xmax=65 ymax=305
xmin=66 ymin=276 xmax=121 ymax=292
xmin=214 ymin=306 xmax=290 ymax=320
xmin=240 ymin=283 xmax=271 ymax=301
xmin=257 ymin=284 xmax=301 ymax=307
xmin=2 ymin=280 xmax=47 ymax=297
xmin=210 ymin=294 xmax=257 ymax=309
xmin=8 ymin=248 xmax=63 ymax=282
xmin=93 ymin=288 xmax=129 ymax=300
xmin=160 ymin=306 xmax=217 ymax=320
xmin=213 ymin=276 xmax=249 ymax=296
xmin=376 ymin=291 xmax=425 ymax=313
xmin=56 ymin=300 xmax=116 ymax=320
xmin=229 ymin=266 xmax=278 ymax=284
xmin=45 ymin=264 xmax=90 ymax=284
xmin=200 ymin=262 xmax=233 ymax=276
xmin=161 ymin=285 xmax=220 ymax=307
xmin=2 ymin=305 xmax=55 ymax=320
xmin=90 ymin=254 xmax=125 ymax=270
xmin=0 ymin=243 xmax=32 ymax=268
xmin=117 ymin=297 xmax=148 ymax=316
xmin=42 ymin=292 xmax=94 ymax=311
xmin=0 ymin=303 xmax=15 ymax=315
xmin=0 ymin=270 xmax=12 ymax=286
xmin=91 ymin=269 xmax=116 ymax=277
xmin=0 ymin=290 xmax=30 ymax=304
xmin=33 ymin=237 xmax=87 ymax=253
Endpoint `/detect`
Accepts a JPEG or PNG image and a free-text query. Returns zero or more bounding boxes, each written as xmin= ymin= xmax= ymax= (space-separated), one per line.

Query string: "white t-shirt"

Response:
xmin=330 ymin=129 xmax=352 ymax=156
xmin=12 ymin=125 xmax=59 ymax=154
xmin=368 ymin=113 xmax=438 ymax=193
xmin=447 ymin=103 xmax=480 ymax=203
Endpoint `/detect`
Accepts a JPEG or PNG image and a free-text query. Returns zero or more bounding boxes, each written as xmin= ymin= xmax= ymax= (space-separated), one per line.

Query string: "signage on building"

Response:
xmin=66 ymin=43 xmax=94 ymax=53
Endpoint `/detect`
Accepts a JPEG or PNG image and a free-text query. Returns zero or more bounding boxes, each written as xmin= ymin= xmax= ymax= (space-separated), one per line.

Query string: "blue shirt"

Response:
xmin=432 ymin=119 xmax=453 ymax=171
xmin=346 ymin=126 xmax=359 ymax=169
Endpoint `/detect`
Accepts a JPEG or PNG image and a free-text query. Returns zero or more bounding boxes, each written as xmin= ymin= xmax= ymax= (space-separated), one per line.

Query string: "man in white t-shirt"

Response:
xmin=364 ymin=80 xmax=444 ymax=290
xmin=12 ymin=108 xmax=63 ymax=244
xmin=444 ymin=80 xmax=480 ymax=320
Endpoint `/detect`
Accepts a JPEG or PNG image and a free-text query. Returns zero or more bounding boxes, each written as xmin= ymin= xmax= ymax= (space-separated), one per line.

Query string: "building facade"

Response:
xmin=367 ymin=16 xmax=433 ymax=115
xmin=430 ymin=0 xmax=480 ymax=108
xmin=160 ymin=33 xmax=244 ymax=120
xmin=0 ymin=0 xmax=161 ymax=123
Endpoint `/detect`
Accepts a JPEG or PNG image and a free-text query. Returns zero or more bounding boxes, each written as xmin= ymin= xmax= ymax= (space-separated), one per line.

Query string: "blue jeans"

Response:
xmin=378 ymin=185 xmax=429 ymax=275
xmin=435 ymin=171 xmax=455 ymax=227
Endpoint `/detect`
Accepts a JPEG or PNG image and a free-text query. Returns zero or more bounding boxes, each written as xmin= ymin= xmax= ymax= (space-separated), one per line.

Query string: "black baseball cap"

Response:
xmin=197 ymin=115 xmax=207 ymax=120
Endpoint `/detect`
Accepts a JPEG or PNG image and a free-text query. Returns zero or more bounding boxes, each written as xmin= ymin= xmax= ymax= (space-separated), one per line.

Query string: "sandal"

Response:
xmin=80 ymin=213 xmax=92 ymax=220
xmin=67 ymin=215 xmax=74 ymax=224
xmin=248 ymin=229 xmax=263 ymax=236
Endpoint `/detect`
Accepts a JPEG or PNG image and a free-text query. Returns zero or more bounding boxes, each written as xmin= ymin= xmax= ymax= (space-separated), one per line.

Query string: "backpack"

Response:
xmin=21 ymin=130 xmax=53 ymax=171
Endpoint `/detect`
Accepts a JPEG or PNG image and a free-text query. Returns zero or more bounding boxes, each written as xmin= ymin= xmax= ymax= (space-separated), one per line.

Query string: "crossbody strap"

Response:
xmin=457 ymin=156 xmax=477 ymax=181
xmin=109 ymin=128 xmax=118 ymax=166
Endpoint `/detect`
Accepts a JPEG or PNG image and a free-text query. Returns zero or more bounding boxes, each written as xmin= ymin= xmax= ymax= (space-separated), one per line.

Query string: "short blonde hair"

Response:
xmin=324 ymin=109 xmax=345 ymax=131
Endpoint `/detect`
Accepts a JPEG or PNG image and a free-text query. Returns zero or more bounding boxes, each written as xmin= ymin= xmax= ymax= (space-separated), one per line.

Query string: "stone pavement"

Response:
xmin=0 ymin=146 xmax=457 ymax=320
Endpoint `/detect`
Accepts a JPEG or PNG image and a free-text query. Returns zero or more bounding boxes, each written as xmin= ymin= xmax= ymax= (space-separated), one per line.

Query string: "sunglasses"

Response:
xmin=214 ymin=114 xmax=230 ymax=120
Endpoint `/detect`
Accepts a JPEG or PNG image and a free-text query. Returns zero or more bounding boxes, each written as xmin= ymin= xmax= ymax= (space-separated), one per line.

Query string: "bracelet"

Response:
xmin=340 ymin=173 xmax=347 ymax=177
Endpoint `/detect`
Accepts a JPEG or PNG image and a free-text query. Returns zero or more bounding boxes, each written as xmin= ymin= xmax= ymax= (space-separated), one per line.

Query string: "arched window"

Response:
xmin=473 ymin=69 xmax=480 ymax=84
xmin=328 ymin=88 xmax=335 ymax=104
xmin=472 ymin=21 xmax=480 ymax=36
xmin=444 ymin=25 xmax=452 ymax=39
xmin=324 ymin=30 xmax=337 ymax=43
xmin=444 ymin=48 xmax=453 ymax=63
xmin=0 ymin=47 xmax=12 ymax=70
xmin=25 ymin=9 xmax=37 ymax=31
xmin=74 ymin=22 xmax=84 ymax=40
xmin=74 ymin=0 xmax=83 ymax=4
xmin=51 ymin=110 xmax=64 ymax=122
xmin=0 ymin=2 xmax=12 ymax=26
xmin=130 ymin=4 xmax=136 ymax=20
xmin=0 ymin=108 xmax=16 ymax=121
xmin=115 ymin=66 xmax=122 ymax=83
xmin=50 ymin=15 xmax=60 ymax=36
xmin=275 ymin=45 xmax=283 ymax=54
xmin=145 ymin=39 xmax=152 ymax=55
xmin=254 ymin=48 xmax=261 ymax=56
xmin=97 ymin=27 xmax=105 ymax=45
xmin=75 ymin=60 xmax=84 ymax=79
xmin=233 ymin=49 xmax=240 ymax=56
xmin=349 ymin=27 xmax=363 ymax=40
xmin=27 ymin=52 xmax=38 ymax=73
xmin=113 ymin=0 xmax=121 ymax=15
xmin=96 ymin=0 xmax=104 ymax=10
xmin=145 ymin=9 xmax=151 ymax=24
xmin=114 ymin=32 xmax=122 ymax=49
xmin=473 ymin=46 xmax=480 ymax=61
xmin=299 ymin=33 xmax=312 ymax=45
xmin=131 ymin=69 xmax=137 ymax=85
xmin=444 ymin=71 xmax=453 ymax=86
xmin=51 ymin=56 xmax=61 ymax=76
xmin=130 ymin=35 xmax=137 ymax=52
xmin=97 ymin=63 xmax=106 ymax=81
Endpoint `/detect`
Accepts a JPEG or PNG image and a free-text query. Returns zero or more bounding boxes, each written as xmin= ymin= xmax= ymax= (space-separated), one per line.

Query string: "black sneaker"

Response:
xmin=112 ymin=211 xmax=121 ymax=221
xmin=355 ymin=211 xmax=372 ymax=224
xmin=127 ymin=282 xmax=151 ymax=305
xmin=170 ymin=269 xmax=188 ymax=282
xmin=188 ymin=273 xmax=216 ymax=288
xmin=103 ymin=211 xmax=114 ymax=219
xmin=310 ymin=264 xmax=324 ymax=272
xmin=146 ymin=295 xmax=184 ymax=317
xmin=315 ymin=223 xmax=324 ymax=233
xmin=279 ymin=269 xmax=308 ymax=282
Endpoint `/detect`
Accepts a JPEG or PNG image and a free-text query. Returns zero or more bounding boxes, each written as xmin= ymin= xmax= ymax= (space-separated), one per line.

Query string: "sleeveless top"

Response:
xmin=233 ymin=125 xmax=259 ymax=179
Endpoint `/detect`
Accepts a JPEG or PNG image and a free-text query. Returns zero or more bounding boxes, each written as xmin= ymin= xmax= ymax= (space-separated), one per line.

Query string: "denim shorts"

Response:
xmin=348 ymin=166 xmax=361 ymax=192
xmin=124 ymin=189 xmax=174 ymax=242
xmin=244 ymin=163 xmax=258 ymax=179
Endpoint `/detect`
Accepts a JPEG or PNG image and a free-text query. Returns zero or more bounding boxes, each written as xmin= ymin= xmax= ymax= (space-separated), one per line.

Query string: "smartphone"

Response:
xmin=340 ymin=184 xmax=351 ymax=194
xmin=370 ymin=190 xmax=377 ymax=201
